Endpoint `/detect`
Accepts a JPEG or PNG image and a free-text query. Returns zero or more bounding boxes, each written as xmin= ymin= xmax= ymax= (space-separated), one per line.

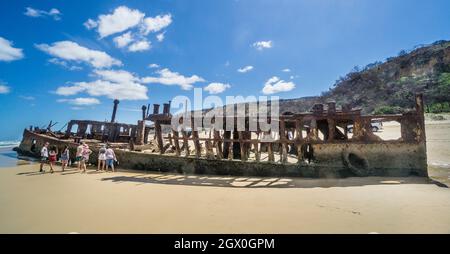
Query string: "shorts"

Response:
xmin=41 ymin=157 xmax=48 ymax=163
xmin=75 ymin=156 xmax=82 ymax=162
xmin=106 ymin=159 xmax=114 ymax=167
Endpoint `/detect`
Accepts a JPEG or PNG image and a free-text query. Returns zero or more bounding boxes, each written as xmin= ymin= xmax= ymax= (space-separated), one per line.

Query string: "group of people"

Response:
xmin=39 ymin=141 xmax=118 ymax=173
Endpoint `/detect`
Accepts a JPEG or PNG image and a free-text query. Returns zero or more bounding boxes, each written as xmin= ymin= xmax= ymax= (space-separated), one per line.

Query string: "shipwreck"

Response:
xmin=15 ymin=94 xmax=428 ymax=177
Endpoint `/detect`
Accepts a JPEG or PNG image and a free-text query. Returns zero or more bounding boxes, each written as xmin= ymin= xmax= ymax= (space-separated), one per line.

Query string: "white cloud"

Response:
xmin=49 ymin=9 xmax=60 ymax=16
xmin=114 ymin=33 xmax=151 ymax=52
xmin=237 ymin=65 xmax=254 ymax=73
xmin=83 ymin=19 xmax=98 ymax=30
xmin=204 ymin=83 xmax=231 ymax=94
xmin=69 ymin=80 xmax=148 ymax=100
xmin=141 ymin=68 xmax=205 ymax=90
xmin=156 ymin=32 xmax=165 ymax=42
xmin=24 ymin=7 xmax=61 ymax=20
xmin=57 ymin=97 xmax=101 ymax=106
xmin=141 ymin=14 xmax=172 ymax=35
xmin=86 ymin=6 xmax=172 ymax=52
xmin=252 ymin=40 xmax=272 ymax=50
xmin=148 ymin=63 xmax=160 ymax=68
xmin=0 ymin=85 xmax=10 ymax=94
xmin=19 ymin=95 xmax=35 ymax=100
xmin=24 ymin=7 xmax=41 ymax=17
xmin=0 ymin=37 xmax=24 ymax=62
xmin=55 ymin=69 xmax=148 ymax=101
xmin=48 ymin=58 xmax=83 ymax=71
xmin=94 ymin=69 xmax=139 ymax=84
xmin=113 ymin=32 xmax=133 ymax=48
xmin=95 ymin=6 xmax=145 ymax=38
xmin=262 ymin=76 xmax=295 ymax=95
xmin=55 ymin=85 xmax=86 ymax=96
xmin=36 ymin=41 xmax=122 ymax=68
xmin=282 ymin=68 xmax=291 ymax=72
xmin=128 ymin=39 xmax=151 ymax=52
xmin=121 ymin=107 xmax=143 ymax=112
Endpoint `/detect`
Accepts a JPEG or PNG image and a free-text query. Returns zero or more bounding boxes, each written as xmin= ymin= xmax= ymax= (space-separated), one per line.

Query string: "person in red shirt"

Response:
xmin=48 ymin=145 xmax=58 ymax=174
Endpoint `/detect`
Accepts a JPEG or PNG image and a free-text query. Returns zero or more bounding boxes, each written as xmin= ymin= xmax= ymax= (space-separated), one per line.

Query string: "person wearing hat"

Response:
xmin=81 ymin=143 xmax=92 ymax=173
xmin=105 ymin=145 xmax=118 ymax=172
xmin=97 ymin=144 xmax=107 ymax=171
xmin=76 ymin=142 xmax=85 ymax=171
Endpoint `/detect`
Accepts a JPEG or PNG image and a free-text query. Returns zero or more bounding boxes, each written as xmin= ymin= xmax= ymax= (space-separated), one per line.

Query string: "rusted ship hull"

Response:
xmin=15 ymin=128 xmax=427 ymax=177
xmin=15 ymin=94 xmax=429 ymax=178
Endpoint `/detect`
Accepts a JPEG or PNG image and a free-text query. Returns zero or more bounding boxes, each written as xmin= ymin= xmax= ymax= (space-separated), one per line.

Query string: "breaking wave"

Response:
xmin=0 ymin=141 xmax=20 ymax=149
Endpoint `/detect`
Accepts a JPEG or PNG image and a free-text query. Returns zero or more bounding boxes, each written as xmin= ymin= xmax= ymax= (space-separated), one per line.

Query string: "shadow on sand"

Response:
xmin=100 ymin=172 xmax=448 ymax=189
xmin=17 ymin=169 xmax=80 ymax=176
xmin=16 ymin=166 xmax=448 ymax=189
xmin=16 ymin=171 xmax=45 ymax=176
xmin=17 ymin=169 xmax=117 ymax=176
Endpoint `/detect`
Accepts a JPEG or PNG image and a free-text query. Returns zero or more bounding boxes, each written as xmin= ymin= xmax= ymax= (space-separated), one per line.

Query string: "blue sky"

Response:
xmin=0 ymin=0 xmax=449 ymax=140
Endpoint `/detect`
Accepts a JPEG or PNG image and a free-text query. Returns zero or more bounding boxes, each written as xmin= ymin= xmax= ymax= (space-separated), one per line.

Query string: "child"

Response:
xmin=48 ymin=146 xmax=58 ymax=174
xmin=60 ymin=145 xmax=70 ymax=172
xmin=97 ymin=145 xmax=107 ymax=171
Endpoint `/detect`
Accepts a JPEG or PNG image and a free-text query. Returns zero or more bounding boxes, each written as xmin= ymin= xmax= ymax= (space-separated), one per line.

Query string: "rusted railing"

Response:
xmin=146 ymin=94 xmax=426 ymax=164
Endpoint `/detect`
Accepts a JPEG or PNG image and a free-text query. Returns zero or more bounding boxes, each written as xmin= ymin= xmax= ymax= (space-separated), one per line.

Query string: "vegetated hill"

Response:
xmin=193 ymin=96 xmax=320 ymax=116
xmin=195 ymin=40 xmax=450 ymax=116
xmin=318 ymin=40 xmax=450 ymax=114
xmin=278 ymin=96 xmax=319 ymax=114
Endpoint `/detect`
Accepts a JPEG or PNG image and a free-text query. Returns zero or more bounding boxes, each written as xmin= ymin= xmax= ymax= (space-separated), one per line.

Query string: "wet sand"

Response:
xmin=0 ymin=122 xmax=449 ymax=233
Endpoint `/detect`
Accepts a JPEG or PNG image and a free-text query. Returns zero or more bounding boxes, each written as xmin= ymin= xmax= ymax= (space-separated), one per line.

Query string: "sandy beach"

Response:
xmin=0 ymin=122 xmax=449 ymax=234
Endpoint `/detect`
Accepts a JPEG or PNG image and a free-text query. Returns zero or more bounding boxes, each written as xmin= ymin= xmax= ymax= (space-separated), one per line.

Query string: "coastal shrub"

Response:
xmin=429 ymin=114 xmax=445 ymax=121
xmin=363 ymin=61 xmax=383 ymax=71
xmin=426 ymin=102 xmax=450 ymax=113
xmin=438 ymin=72 xmax=450 ymax=87
xmin=398 ymin=50 xmax=408 ymax=57
xmin=373 ymin=105 xmax=403 ymax=115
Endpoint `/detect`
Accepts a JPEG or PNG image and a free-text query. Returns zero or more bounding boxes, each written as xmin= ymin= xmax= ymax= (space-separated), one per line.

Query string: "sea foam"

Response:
xmin=0 ymin=141 xmax=20 ymax=149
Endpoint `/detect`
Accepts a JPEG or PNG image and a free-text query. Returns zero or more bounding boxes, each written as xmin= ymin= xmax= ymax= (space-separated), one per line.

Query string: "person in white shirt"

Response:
xmin=60 ymin=145 xmax=70 ymax=172
xmin=39 ymin=142 xmax=49 ymax=173
xmin=105 ymin=145 xmax=117 ymax=172
xmin=97 ymin=145 xmax=107 ymax=171
xmin=76 ymin=142 xmax=84 ymax=171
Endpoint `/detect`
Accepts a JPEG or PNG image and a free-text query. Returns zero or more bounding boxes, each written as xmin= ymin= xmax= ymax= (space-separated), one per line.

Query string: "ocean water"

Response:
xmin=0 ymin=140 xmax=31 ymax=167
xmin=0 ymin=140 xmax=20 ymax=148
